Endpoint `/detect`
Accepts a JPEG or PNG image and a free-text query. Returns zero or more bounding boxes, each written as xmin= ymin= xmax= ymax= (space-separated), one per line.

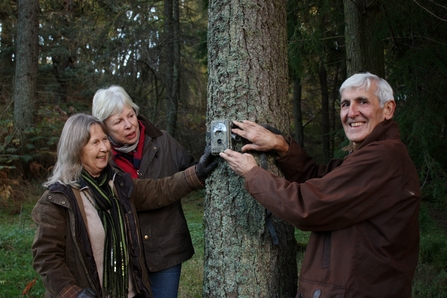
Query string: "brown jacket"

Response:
xmin=120 ymin=116 xmax=196 ymax=272
xmin=244 ymin=120 xmax=420 ymax=298
xmin=32 ymin=167 xmax=202 ymax=298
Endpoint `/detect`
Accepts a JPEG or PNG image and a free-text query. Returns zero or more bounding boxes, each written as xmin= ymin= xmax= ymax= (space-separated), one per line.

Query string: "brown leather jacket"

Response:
xmin=32 ymin=167 xmax=203 ymax=297
xmin=244 ymin=120 xmax=420 ymax=298
xmin=118 ymin=116 xmax=197 ymax=272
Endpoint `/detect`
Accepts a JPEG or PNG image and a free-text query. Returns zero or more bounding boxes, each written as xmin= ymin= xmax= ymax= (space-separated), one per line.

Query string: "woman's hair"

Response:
xmin=339 ymin=72 xmax=394 ymax=107
xmin=92 ymin=85 xmax=140 ymax=122
xmin=44 ymin=113 xmax=108 ymax=188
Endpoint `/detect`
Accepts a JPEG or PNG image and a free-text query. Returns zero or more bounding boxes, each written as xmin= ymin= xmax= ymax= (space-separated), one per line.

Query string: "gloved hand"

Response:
xmin=196 ymin=145 xmax=218 ymax=181
xmin=77 ymin=288 xmax=96 ymax=298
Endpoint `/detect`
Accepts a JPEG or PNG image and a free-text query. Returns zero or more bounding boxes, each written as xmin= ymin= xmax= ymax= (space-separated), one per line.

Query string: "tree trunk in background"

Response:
xmin=0 ymin=9 xmax=14 ymax=98
xmin=13 ymin=0 xmax=39 ymax=137
xmin=319 ymin=63 xmax=330 ymax=163
xmin=172 ymin=0 xmax=180 ymax=136
xmin=164 ymin=0 xmax=179 ymax=137
xmin=343 ymin=0 xmax=384 ymax=77
xmin=292 ymin=77 xmax=304 ymax=147
xmin=204 ymin=0 xmax=297 ymax=297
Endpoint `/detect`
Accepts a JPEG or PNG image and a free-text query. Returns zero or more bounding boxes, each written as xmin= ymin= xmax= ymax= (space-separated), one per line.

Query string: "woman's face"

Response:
xmin=80 ymin=124 xmax=111 ymax=177
xmin=104 ymin=105 xmax=140 ymax=145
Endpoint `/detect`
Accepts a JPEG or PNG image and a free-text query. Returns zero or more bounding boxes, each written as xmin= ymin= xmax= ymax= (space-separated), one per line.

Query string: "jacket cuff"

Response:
xmin=184 ymin=166 xmax=204 ymax=190
xmin=57 ymin=284 xmax=82 ymax=298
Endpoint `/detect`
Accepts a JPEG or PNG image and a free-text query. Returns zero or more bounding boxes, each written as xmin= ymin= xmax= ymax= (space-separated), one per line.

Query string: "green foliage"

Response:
xmin=0 ymin=105 xmax=67 ymax=180
xmin=387 ymin=0 xmax=447 ymax=207
xmin=413 ymin=203 xmax=447 ymax=297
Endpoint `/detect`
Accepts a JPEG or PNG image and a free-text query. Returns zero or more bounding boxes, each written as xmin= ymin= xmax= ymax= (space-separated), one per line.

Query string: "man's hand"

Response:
xmin=219 ymin=149 xmax=258 ymax=177
xmin=232 ymin=120 xmax=289 ymax=157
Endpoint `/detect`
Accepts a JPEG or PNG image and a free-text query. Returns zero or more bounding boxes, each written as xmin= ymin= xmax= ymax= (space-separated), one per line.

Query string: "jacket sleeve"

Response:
xmin=277 ymin=139 xmax=344 ymax=182
xmin=31 ymin=193 xmax=83 ymax=297
xmin=132 ymin=165 xmax=203 ymax=210
xmin=245 ymin=141 xmax=419 ymax=232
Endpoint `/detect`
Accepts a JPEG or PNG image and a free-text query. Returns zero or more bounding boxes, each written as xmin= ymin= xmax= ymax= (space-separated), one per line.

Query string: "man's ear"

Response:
xmin=383 ymin=100 xmax=396 ymax=120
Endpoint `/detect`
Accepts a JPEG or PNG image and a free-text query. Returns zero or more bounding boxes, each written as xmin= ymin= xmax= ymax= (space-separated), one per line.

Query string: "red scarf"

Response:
xmin=111 ymin=121 xmax=146 ymax=178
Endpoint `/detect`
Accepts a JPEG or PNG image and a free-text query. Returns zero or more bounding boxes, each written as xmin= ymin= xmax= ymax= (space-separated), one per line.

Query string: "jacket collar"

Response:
xmin=137 ymin=115 xmax=163 ymax=139
xmin=353 ymin=119 xmax=400 ymax=152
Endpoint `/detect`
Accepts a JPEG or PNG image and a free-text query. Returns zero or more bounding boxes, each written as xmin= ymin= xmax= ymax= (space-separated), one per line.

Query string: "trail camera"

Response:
xmin=210 ymin=119 xmax=233 ymax=155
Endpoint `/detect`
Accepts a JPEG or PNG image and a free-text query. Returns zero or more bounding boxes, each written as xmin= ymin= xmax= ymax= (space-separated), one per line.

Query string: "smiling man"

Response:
xmin=220 ymin=72 xmax=421 ymax=298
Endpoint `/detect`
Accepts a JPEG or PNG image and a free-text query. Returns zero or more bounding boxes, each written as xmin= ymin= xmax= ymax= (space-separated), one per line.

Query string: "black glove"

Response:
xmin=77 ymin=288 xmax=96 ymax=298
xmin=196 ymin=145 xmax=218 ymax=181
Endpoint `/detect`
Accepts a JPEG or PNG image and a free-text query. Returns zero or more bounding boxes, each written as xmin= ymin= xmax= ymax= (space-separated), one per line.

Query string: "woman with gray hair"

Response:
xmin=92 ymin=86 xmax=201 ymax=298
xmin=31 ymin=113 xmax=216 ymax=297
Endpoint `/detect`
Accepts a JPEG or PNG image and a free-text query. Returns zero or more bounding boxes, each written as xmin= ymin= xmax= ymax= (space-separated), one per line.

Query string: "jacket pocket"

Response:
xmin=297 ymin=278 xmax=345 ymax=298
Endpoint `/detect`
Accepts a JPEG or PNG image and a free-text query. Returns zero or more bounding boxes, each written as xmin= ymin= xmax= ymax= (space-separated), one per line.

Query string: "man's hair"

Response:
xmin=44 ymin=113 xmax=109 ymax=188
xmin=339 ymin=72 xmax=394 ymax=107
xmin=92 ymin=85 xmax=140 ymax=122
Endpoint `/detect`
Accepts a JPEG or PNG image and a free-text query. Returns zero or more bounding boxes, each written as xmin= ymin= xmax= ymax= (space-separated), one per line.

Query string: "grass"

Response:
xmin=0 ymin=204 xmax=45 ymax=297
xmin=0 ymin=187 xmax=446 ymax=297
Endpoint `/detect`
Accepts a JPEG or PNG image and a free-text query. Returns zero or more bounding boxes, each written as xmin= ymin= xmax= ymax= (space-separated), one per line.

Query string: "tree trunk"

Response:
xmin=164 ymin=0 xmax=179 ymax=137
xmin=0 ymin=16 xmax=15 ymax=80
xmin=343 ymin=0 xmax=384 ymax=77
xmin=292 ymin=77 xmax=304 ymax=147
xmin=319 ymin=63 xmax=330 ymax=163
xmin=13 ymin=0 xmax=39 ymax=135
xmin=204 ymin=1 xmax=297 ymax=297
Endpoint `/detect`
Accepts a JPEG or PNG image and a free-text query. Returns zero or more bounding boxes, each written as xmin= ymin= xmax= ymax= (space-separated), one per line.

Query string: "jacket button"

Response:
xmin=144 ymin=235 xmax=149 ymax=240
xmin=48 ymin=196 xmax=52 ymax=200
xmin=61 ymin=201 xmax=66 ymax=205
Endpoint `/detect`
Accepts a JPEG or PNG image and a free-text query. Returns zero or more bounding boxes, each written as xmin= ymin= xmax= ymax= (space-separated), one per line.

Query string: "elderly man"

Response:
xmin=220 ymin=72 xmax=420 ymax=298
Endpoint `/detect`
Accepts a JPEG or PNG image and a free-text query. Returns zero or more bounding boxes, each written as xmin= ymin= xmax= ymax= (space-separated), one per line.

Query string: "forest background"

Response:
xmin=0 ymin=0 xmax=446 ymax=297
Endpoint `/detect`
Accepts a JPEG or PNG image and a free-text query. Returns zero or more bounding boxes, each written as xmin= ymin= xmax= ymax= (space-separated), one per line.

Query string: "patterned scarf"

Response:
xmin=111 ymin=121 xmax=146 ymax=178
xmin=81 ymin=166 xmax=129 ymax=297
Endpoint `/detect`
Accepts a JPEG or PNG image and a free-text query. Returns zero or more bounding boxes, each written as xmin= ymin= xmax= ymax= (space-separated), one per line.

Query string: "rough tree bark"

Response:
xmin=13 ymin=0 xmax=39 ymax=134
xmin=204 ymin=0 xmax=297 ymax=297
xmin=343 ymin=0 xmax=384 ymax=77
xmin=164 ymin=0 xmax=180 ymax=137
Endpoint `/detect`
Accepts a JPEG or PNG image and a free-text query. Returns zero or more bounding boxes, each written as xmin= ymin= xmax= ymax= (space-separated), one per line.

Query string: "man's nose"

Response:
xmin=348 ymin=103 xmax=359 ymax=117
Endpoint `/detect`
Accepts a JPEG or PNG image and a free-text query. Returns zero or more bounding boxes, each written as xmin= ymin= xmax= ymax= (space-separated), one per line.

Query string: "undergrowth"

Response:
xmin=0 ymin=185 xmax=446 ymax=297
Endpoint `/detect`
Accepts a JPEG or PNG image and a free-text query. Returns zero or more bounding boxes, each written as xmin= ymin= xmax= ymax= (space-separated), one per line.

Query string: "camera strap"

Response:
xmin=260 ymin=153 xmax=279 ymax=246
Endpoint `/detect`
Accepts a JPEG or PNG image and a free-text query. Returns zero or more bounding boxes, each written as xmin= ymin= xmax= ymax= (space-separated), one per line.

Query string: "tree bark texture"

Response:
xmin=343 ymin=0 xmax=385 ymax=77
xmin=13 ymin=0 xmax=39 ymax=132
xmin=318 ymin=63 xmax=330 ymax=163
xmin=292 ymin=78 xmax=303 ymax=147
xmin=164 ymin=0 xmax=179 ymax=137
xmin=204 ymin=1 xmax=297 ymax=297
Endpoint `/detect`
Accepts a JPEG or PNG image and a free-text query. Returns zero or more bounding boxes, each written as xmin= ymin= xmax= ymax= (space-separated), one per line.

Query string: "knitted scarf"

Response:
xmin=111 ymin=121 xmax=146 ymax=178
xmin=81 ymin=166 xmax=129 ymax=297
